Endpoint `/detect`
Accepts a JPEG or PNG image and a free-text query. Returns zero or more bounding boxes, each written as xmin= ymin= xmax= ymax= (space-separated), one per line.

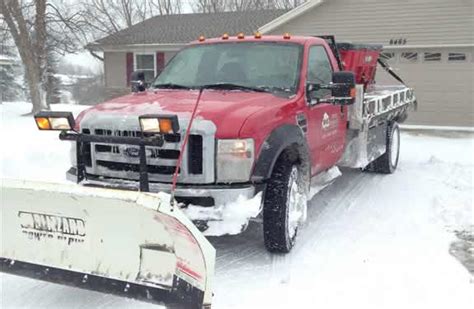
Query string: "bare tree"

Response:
xmin=275 ymin=0 xmax=305 ymax=9
xmin=192 ymin=0 xmax=305 ymax=12
xmin=192 ymin=0 xmax=228 ymax=13
xmin=151 ymin=0 xmax=182 ymax=15
xmin=1 ymin=0 xmax=48 ymax=113
xmin=81 ymin=0 xmax=182 ymax=39
xmin=1 ymin=0 xmax=87 ymax=113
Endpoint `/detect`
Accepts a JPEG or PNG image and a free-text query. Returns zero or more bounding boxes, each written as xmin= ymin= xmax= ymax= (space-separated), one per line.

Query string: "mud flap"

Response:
xmin=0 ymin=179 xmax=215 ymax=309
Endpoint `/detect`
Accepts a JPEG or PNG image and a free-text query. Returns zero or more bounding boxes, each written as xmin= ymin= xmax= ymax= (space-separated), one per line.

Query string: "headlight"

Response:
xmin=34 ymin=111 xmax=75 ymax=130
xmin=217 ymin=139 xmax=254 ymax=183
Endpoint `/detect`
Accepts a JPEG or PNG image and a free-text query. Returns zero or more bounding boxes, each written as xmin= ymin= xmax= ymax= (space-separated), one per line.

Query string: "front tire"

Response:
xmin=263 ymin=150 xmax=306 ymax=253
xmin=366 ymin=122 xmax=400 ymax=174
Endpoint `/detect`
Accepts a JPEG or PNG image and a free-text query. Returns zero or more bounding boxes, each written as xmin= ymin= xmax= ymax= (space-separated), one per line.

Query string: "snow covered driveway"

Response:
xmin=1 ymin=103 xmax=473 ymax=308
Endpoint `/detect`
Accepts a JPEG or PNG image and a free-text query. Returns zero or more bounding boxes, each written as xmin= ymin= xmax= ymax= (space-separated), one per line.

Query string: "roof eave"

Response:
xmin=86 ymin=42 xmax=186 ymax=52
xmin=259 ymin=0 xmax=324 ymax=34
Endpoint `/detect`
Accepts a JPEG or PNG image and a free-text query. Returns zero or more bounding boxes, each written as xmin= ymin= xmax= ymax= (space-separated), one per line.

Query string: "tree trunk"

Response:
xmin=1 ymin=0 xmax=49 ymax=114
xmin=23 ymin=57 xmax=46 ymax=114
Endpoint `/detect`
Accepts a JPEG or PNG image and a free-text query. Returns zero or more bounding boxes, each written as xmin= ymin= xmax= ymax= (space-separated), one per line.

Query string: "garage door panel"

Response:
xmin=376 ymin=48 xmax=473 ymax=126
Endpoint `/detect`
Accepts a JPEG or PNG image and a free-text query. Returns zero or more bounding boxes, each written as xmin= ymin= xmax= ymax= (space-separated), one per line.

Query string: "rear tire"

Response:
xmin=366 ymin=122 xmax=400 ymax=174
xmin=263 ymin=150 xmax=306 ymax=253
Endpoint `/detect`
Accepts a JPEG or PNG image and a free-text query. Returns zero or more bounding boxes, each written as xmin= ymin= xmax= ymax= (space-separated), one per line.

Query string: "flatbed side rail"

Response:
xmin=348 ymin=85 xmax=416 ymax=131
xmin=340 ymin=85 xmax=417 ymax=168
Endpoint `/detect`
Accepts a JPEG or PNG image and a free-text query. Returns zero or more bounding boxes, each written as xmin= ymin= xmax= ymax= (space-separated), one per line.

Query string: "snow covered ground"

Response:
xmin=1 ymin=102 xmax=473 ymax=309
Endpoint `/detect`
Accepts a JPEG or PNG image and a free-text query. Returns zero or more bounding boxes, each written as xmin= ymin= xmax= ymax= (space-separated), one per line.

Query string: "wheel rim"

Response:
xmin=287 ymin=166 xmax=302 ymax=240
xmin=390 ymin=127 xmax=400 ymax=167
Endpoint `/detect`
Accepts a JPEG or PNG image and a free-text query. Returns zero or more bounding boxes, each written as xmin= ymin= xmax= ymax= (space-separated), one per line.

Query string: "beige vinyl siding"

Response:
xmin=104 ymin=52 xmax=127 ymax=88
xmin=266 ymin=0 xmax=474 ymax=46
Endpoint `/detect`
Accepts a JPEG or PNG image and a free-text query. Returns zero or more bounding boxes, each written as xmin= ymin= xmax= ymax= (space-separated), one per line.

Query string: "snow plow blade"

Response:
xmin=0 ymin=179 xmax=215 ymax=309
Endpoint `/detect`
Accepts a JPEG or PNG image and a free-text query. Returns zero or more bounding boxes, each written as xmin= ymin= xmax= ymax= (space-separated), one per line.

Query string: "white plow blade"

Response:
xmin=1 ymin=179 xmax=215 ymax=308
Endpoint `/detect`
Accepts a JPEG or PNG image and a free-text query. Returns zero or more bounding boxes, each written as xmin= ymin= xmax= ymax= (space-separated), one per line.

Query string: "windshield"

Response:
xmin=152 ymin=42 xmax=303 ymax=94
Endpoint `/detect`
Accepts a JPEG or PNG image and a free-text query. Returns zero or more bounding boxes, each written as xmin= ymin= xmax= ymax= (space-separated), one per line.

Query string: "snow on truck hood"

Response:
xmin=75 ymin=90 xmax=288 ymax=138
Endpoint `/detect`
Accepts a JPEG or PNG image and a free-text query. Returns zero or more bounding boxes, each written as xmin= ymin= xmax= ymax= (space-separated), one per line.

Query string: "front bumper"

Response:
xmin=67 ymin=168 xmax=262 ymax=236
xmin=67 ymin=167 xmax=256 ymax=207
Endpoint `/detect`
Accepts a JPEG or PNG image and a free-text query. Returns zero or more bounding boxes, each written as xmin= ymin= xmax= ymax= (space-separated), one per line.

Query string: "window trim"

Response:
xmin=133 ymin=52 xmax=156 ymax=78
xmin=400 ymin=51 xmax=419 ymax=63
xmin=447 ymin=52 xmax=468 ymax=62
xmin=422 ymin=52 xmax=442 ymax=63
xmin=380 ymin=52 xmax=397 ymax=63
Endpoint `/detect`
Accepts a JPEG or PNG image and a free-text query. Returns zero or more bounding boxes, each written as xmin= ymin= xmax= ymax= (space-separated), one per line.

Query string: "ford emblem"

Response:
xmin=124 ymin=147 xmax=140 ymax=158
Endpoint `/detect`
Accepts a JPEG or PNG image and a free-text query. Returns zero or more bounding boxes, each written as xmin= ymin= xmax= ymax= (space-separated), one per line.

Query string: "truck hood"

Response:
xmin=76 ymin=90 xmax=289 ymax=138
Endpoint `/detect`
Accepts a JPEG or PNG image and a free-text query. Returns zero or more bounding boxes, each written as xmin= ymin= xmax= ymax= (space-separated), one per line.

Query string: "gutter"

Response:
xmin=86 ymin=42 xmax=185 ymax=53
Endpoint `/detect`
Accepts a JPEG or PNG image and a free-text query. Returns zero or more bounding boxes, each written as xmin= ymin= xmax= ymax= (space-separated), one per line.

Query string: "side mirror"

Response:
xmin=331 ymin=71 xmax=356 ymax=105
xmin=130 ymin=71 xmax=146 ymax=93
xmin=306 ymin=71 xmax=356 ymax=105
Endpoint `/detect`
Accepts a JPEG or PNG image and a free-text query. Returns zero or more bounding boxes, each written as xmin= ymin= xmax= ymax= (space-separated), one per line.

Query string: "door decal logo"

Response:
xmin=322 ymin=113 xmax=330 ymax=129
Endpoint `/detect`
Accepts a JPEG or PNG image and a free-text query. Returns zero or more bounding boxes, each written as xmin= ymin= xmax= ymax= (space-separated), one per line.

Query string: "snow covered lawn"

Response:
xmin=1 ymin=102 xmax=473 ymax=309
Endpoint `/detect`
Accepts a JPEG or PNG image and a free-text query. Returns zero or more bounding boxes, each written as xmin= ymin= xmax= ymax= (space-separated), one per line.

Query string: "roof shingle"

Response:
xmin=92 ymin=10 xmax=289 ymax=46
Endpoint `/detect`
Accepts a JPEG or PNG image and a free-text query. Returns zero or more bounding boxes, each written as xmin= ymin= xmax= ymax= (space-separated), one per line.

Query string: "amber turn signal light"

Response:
xmin=350 ymin=87 xmax=357 ymax=98
xmin=35 ymin=117 xmax=50 ymax=130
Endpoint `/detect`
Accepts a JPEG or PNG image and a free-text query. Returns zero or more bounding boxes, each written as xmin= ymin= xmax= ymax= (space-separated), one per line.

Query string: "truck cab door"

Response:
xmin=304 ymin=45 xmax=347 ymax=175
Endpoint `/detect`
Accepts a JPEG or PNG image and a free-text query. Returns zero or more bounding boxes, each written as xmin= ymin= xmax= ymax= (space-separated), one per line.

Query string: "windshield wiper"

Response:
xmin=199 ymin=83 xmax=269 ymax=93
xmin=257 ymin=85 xmax=293 ymax=94
xmin=153 ymin=83 xmax=192 ymax=90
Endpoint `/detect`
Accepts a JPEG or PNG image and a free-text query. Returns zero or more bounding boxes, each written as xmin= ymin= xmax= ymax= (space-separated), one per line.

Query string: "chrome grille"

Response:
xmin=81 ymin=123 xmax=215 ymax=184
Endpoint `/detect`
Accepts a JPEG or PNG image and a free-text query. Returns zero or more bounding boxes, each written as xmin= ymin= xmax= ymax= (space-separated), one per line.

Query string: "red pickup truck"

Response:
xmin=35 ymin=34 xmax=416 ymax=253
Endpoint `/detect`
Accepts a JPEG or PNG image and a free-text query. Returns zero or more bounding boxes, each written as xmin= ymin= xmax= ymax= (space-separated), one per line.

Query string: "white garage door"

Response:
xmin=376 ymin=46 xmax=474 ymax=127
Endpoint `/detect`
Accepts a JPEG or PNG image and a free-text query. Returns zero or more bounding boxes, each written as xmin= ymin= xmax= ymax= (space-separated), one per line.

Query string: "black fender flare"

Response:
xmin=251 ymin=124 xmax=311 ymax=182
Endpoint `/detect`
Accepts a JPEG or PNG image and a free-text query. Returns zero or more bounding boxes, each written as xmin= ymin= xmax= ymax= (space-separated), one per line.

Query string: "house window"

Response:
xmin=380 ymin=52 xmax=396 ymax=62
xmin=423 ymin=52 xmax=442 ymax=62
xmin=448 ymin=53 xmax=467 ymax=62
xmin=134 ymin=53 xmax=155 ymax=83
xmin=401 ymin=52 xmax=418 ymax=63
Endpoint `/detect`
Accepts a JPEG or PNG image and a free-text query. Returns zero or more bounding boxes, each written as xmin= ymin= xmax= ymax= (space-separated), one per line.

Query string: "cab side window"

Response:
xmin=307 ymin=45 xmax=333 ymax=99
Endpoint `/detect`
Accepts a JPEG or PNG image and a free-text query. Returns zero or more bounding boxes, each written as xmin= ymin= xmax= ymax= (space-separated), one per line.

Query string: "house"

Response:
xmin=88 ymin=0 xmax=473 ymax=126
xmin=86 ymin=10 xmax=288 ymax=98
